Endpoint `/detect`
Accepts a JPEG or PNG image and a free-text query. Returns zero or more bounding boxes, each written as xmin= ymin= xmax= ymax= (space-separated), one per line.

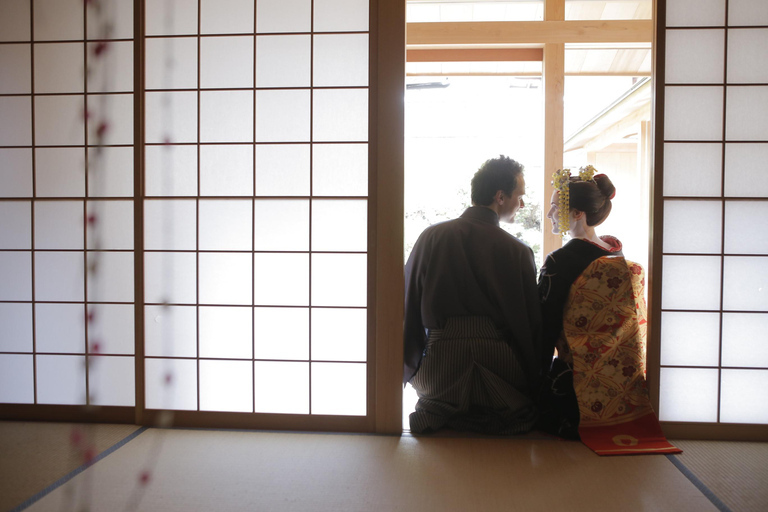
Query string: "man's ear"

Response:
xmin=494 ymin=190 xmax=505 ymax=204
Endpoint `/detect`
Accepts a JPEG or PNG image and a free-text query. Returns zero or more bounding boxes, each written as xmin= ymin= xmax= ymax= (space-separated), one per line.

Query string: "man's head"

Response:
xmin=470 ymin=155 xmax=526 ymax=223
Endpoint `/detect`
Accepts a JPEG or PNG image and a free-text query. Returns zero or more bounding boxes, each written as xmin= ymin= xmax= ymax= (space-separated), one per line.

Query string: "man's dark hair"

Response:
xmin=470 ymin=155 xmax=524 ymax=206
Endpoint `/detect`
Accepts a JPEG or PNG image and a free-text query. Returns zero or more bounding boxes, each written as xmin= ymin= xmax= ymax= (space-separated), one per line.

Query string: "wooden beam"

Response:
xmin=542 ymin=42 xmax=565 ymax=258
xmin=407 ymin=48 xmax=543 ymax=62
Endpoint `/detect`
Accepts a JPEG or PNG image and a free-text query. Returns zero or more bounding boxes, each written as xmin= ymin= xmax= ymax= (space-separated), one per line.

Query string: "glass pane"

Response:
xmin=0 ymin=303 xmax=33 ymax=352
xmin=723 ymin=256 xmax=768 ymax=311
xmin=729 ymin=0 xmax=768 ymax=26
xmin=88 ymin=94 xmax=133 ymax=146
xmin=145 ymin=357 xmax=197 ymax=410
xmin=87 ymin=147 xmax=134 ymax=197
xmin=665 ymin=29 xmax=724 ymax=84
xmin=35 ymin=303 xmax=85 ymax=353
xmin=145 ymin=305 xmax=197 ymax=357
xmin=145 ymin=0 xmax=198 ymax=36
xmin=664 ymin=86 xmax=723 ymax=141
xmin=33 ymin=0 xmax=84 ymax=41
xmin=0 ymin=200 xmax=31 ymax=249
xmin=199 ymin=359 xmax=253 ymax=412
xmin=86 ymin=41 xmax=133 ymax=93
xmin=200 ymin=0 xmax=254 ymax=34
xmin=254 ymin=361 xmax=309 ymax=414
xmin=0 ymin=354 xmax=34 ymax=403
xmin=144 ymin=199 xmax=197 ymax=250
xmin=34 ymin=95 xmax=84 ymax=146
xmin=0 ymin=97 xmax=32 ymax=146
xmin=254 ymin=144 xmax=310 ymax=196
xmin=312 ymin=144 xmax=368 ymax=197
xmin=666 ymin=0 xmax=725 ymax=27
xmin=566 ymin=0 xmax=651 ymax=20
xmin=35 ymin=148 xmax=85 ymax=197
xmin=660 ymin=312 xmax=720 ymax=367
xmin=253 ymin=199 xmax=309 ymax=251
xmin=725 ymin=143 xmax=768 ymax=197
xmin=314 ymin=0 xmax=369 ymax=32
xmin=200 ymin=36 xmax=254 ymax=88
xmin=86 ymin=0 xmax=133 ymax=40
xmin=254 ymin=253 xmax=309 ymax=306
xmin=722 ymin=313 xmax=768 ymax=368
xmin=145 ymin=91 xmax=198 ymax=143
xmin=311 ymin=362 xmax=366 ymax=415
xmin=35 ymin=252 xmax=84 ymax=301
xmin=199 ymin=145 xmax=254 ymax=196
xmin=0 ymin=0 xmax=30 ymax=42
xmin=312 ymin=254 xmax=367 ymax=307
xmin=145 ymin=145 xmax=198 ymax=197
xmin=663 ymin=200 xmax=722 ymax=254
xmin=726 ymin=86 xmax=768 ymax=141
xmin=145 ymin=37 xmax=198 ymax=90
xmin=661 ymin=255 xmax=721 ymax=310
xmin=200 ymin=91 xmax=253 ymax=143
xmin=144 ymin=252 xmax=197 ymax=304
xmin=0 ymin=149 xmax=33 ymax=197
xmin=312 ymin=199 xmax=367 ymax=252
xmin=313 ymin=34 xmax=368 ymax=87
xmin=36 ymin=354 xmax=86 ymax=405
xmin=727 ymin=29 xmax=768 ymax=84
xmin=87 ymin=252 xmax=134 ymax=302
xmin=199 ymin=200 xmax=252 ymax=251
xmin=0 ymin=252 xmax=31 ymax=300
xmin=658 ymin=367 xmax=718 ymax=422
xmin=87 ymin=304 xmax=134 ymax=355
xmin=86 ymin=201 xmax=133 ymax=250
xmin=311 ymin=308 xmax=366 ymax=362
xmin=255 ymin=90 xmax=310 ymax=143
xmin=199 ymin=252 xmax=253 ymax=305
xmin=199 ymin=306 xmax=252 ymax=359
xmin=313 ymin=89 xmax=368 ymax=142
xmin=88 ymin=355 xmax=135 ymax=406
xmin=0 ymin=44 xmax=31 ymax=93
xmin=725 ymin=201 xmax=768 ymax=254
xmin=720 ymin=370 xmax=768 ymax=423
xmin=253 ymin=307 xmax=309 ymax=360
xmin=255 ymin=35 xmax=310 ymax=88
xmin=256 ymin=0 xmax=311 ymax=33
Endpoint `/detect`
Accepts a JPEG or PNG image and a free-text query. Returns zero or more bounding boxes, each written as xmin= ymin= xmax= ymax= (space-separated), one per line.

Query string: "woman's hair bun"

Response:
xmin=594 ymin=173 xmax=616 ymax=200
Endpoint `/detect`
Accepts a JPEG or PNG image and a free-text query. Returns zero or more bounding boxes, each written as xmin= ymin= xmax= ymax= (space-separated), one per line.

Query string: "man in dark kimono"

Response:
xmin=404 ymin=155 xmax=542 ymax=434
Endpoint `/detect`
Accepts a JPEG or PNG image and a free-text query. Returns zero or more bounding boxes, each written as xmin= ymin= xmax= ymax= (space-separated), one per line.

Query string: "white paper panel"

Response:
xmin=660 ymin=312 xmax=720 ymax=367
xmin=665 ymin=29 xmax=723 ymax=84
xmin=0 ymin=44 xmax=31 ymax=93
xmin=200 ymin=36 xmax=254 ymax=88
xmin=36 ymin=354 xmax=86 ymax=405
xmin=145 ymin=0 xmax=198 ymax=36
xmin=86 ymin=0 xmax=134 ymax=40
xmin=0 ymin=148 xmax=33 ymax=197
xmin=87 ymin=147 xmax=134 ymax=197
xmin=87 ymin=304 xmax=134 ymax=355
xmin=312 ymin=144 xmax=368 ymax=197
xmin=666 ymin=0 xmax=725 ymax=27
xmin=253 ymin=307 xmax=309 ymax=360
xmin=199 ymin=145 xmax=254 ymax=196
xmin=724 ymin=143 xmax=768 ymax=197
xmin=88 ymin=355 xmax=135 ymax=406
xmin=254 ymin=361 xmax=309 ymax=414
xmin=199 ymin=306 xmax=252 ymax=359
xmin=35 ymin=303 xmax=85 ymax=353
xmin=664 ymin=87 xmax=723 ymax=141
xmin=723 ymin=256 xmax=768 ymax=311
xmin=200 ymin=91 xmax=253 ymax=143
xmin=0 ymin=252 xmax=31 ymax=300
xmin=145 ymin=37 xmax=198 ymax=90
xmin=729 ymin=0 xmax=768 ymax=26
xmin=254 ymin=253 xmax=309 ymax=306
xmin=658 ymin=367 xmax=718 ymax=422
xmin=86 ymin=201 xmax=133 ymax=250
xmin=199 ymin=200 xmax=252 ymax=251
xmin=33 ymin=0 xmax=83 ymax=41
xmin=726 ymin=86 xmax=768 ymax=141
xmin=312 ymin=254 xmax=367 ymax=307
xmin=144 ymin=252 xmax=197 ymax=304
xmin=199 ymin=252 xmax=252 ymax=305
xmin=0 ymin=303 xmax=33 ymax=352
xmin=88 ymin=94 xmax=133 ymax=146
xmin=0 ymin=354 xmax=34 ymax=403
xmin=87 ymin=252 xmax=134 ymax=302
xmin=200 ymin=0 xmax=254 ymax=34
xmin=311 ymin=308 xmax=366 ymax=362
xmin=0 ymin=0 xmax=30 ymax=42
xmin=661 ymin=256 xmax=721 ymax=310
xmin=145 ymin=91 xmax=198 ymax=143
xmin=33 ymin=43 xmax=83 ymax=93
xmin=145 ymin=145 xmax=198 ymax=197
xmin=145 ymin=357 xmax=197 ymax=410
xmin=314 ymin=0 xmax=369 ymax=32
xmin=256 ymin=0 xmax=311 ymax=33
xmin=199 ymin=359 xmax=253 ymax=412
xmin=253 ymin=199 xmax=309 ymax=251
xmin=35 ymin=148 xmax=85 ymax=197
xmin=313 ymin=89 xmax=368 ymax=142
xmin=34 ymin=252 xmax=84 ymax=301
xmin=86 ymin=41 xmax=134 ymax=93
xmin=144 ymin=305 xmax=197 ymax=358
xmin=727 ymin=29 xmax=768 ymax=84
xmin=254 ymin=144 xmax=310 ymax=196
xmin=313 ymin=34 xmax=369 ymax=87
xmin=144 ymin=199 xmax=197 ymax=250
xmin=255 ymin=90 xmax=310 ymax=143
xmin=255 ymin=35 xmax=310 ymax=88
xmin=0 ymin=201 xmax=31 ymax=249
xmin=312 ymin=200 xmax=367 ymax=251
xmin=0 ymin=97 xmax=32 ymax=146
xmin=311 ymin=362 xmax=366 ymax=415
xmin=720 ymin=370 xmax=768 ymax=423
xmin=724 ymin=201 xmax=768 ymax=254
xmin=35 ymin=96 xmax=84 ymax=146
xmin=663 ymin=200 xmax=721 ymax=254
xmin=722 ymin=313 xmax=768 ymax=368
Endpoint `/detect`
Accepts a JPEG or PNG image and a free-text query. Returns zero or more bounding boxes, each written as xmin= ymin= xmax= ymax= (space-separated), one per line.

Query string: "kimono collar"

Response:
xmin=460 ymin=206 xmax=500 ymax=226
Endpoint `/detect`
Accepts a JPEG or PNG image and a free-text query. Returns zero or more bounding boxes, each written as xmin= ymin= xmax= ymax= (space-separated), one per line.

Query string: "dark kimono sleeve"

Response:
xmin=538 ymin=253 xmax=567 ymax=374
xmin=403 ymin=232 xmax=430 ymax=385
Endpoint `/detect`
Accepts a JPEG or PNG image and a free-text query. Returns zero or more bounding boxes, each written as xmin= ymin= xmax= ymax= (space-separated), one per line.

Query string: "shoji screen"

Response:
xmin=143 ymin=0 xmax=370 ymax=420
xmin=0 ymin=0 xmax=136 ymax=410
xmin=654 ymin=0 xmax=768 ymax=436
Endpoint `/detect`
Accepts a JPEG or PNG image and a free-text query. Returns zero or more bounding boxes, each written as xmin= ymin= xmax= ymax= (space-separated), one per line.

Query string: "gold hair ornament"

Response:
xmin=552 ymin=168 xmax=571 ymax=237
xmin=578 ymin=164 xmax=597 ymax=182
